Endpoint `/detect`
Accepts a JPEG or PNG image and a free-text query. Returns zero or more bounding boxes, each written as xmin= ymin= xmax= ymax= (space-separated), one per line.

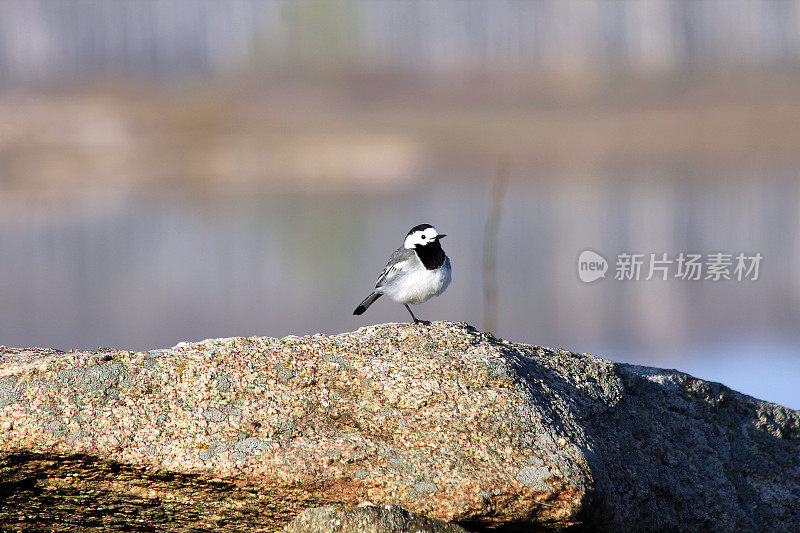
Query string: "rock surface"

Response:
xmin=1 ymin=322 xmax=798 ymax=532
xmin=284 ymin=504 xmax=467 ymax=533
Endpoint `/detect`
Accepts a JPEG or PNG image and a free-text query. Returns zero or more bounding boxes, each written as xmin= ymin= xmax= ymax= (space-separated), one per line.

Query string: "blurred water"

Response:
xmin=2 ymin=167 xmax=798 ymax=408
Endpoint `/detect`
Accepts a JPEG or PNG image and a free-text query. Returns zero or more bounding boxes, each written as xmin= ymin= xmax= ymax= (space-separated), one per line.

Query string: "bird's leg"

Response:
xmin=404 ymin=304 xmax=430 ymax=325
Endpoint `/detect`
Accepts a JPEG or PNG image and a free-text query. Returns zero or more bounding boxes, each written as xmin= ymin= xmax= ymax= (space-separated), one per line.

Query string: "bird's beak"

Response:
xmin=434 ymin=234 xmax=446 ymax=240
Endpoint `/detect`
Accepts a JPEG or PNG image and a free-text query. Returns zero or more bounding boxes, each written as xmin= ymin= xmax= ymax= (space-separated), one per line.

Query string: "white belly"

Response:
xmin=383 ymin=261 xmax=451 ymax=305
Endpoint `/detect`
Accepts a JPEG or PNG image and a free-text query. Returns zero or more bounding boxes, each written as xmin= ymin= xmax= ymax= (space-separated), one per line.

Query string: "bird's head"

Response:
xmin=403 ymin=224 xmax=446 ymax=249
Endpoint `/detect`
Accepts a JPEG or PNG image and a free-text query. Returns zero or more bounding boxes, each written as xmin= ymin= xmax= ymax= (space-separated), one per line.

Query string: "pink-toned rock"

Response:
xmin=1 ymin=322 xmax=798 ymax=532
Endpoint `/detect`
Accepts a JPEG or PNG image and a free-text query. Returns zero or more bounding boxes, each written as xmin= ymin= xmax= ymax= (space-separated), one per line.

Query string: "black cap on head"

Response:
xmin=407 ymin=223 xmax=434 ymax=236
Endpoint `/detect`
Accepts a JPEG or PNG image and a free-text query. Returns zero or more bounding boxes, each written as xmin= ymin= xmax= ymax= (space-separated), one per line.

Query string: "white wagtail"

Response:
xmin=353 ymin=224 xmax=451 ymax=324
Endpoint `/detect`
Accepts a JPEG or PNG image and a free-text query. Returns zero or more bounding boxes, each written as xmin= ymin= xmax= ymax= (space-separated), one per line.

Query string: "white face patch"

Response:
xmin=404 ymin=227 xmax=440 ymax=249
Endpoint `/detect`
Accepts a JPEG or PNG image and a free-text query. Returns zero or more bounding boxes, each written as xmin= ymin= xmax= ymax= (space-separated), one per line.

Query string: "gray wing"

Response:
xmin=375 ymin=247 xmax=416 ymax=288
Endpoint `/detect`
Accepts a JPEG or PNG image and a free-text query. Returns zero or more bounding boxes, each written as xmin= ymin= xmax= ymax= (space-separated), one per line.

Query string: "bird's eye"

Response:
xmin=421 ymin=235 xmax=427 ymax=240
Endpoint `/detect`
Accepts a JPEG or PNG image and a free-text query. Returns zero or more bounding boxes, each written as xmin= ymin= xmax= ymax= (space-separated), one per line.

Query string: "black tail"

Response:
xmin=353 ymin=292 xmax=381 ymax=315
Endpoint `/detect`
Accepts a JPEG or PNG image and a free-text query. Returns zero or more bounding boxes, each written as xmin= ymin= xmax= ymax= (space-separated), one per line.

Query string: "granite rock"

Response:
xmin=284 ymin=504 xmax=467 ymax=533
xmin=0 ymin=322 xmax=798 ymax=531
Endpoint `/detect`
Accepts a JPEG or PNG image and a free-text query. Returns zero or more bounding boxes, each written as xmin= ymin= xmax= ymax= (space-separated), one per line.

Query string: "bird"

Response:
xmin=353 ymin=224 xmax=451 ymax=325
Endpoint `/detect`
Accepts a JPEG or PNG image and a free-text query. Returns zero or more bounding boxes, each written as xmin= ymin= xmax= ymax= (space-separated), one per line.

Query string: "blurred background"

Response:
xmin=1 ymin=0 xmax=799 ymax=408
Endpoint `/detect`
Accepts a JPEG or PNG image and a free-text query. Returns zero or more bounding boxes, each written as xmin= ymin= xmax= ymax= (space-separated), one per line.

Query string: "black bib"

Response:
xmin=415 ymin=241 xmax=446 ymax=270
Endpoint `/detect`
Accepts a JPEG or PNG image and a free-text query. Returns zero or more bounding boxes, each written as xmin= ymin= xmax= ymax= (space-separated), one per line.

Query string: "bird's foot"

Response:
xmin=404 ymin=304 xmax=429 ymax=325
